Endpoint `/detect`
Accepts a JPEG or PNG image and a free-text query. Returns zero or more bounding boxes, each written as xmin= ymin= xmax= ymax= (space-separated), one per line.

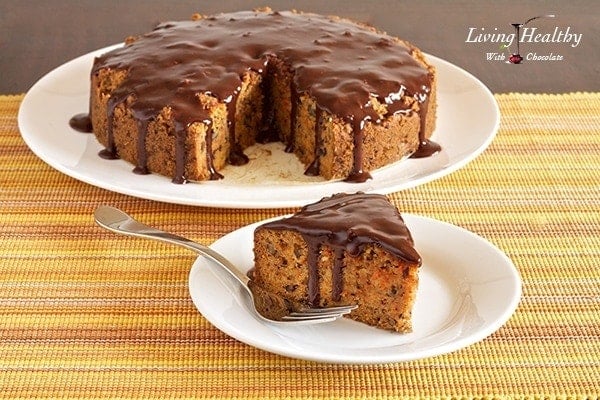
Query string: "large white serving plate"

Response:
xmin=19 ymin=45 xmax=499 ymax=208
xmin=189 ymin=214 xmax=521 ymax=364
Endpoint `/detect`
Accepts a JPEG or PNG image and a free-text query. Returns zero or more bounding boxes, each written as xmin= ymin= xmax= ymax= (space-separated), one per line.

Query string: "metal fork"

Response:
xmin=94 ymin=206 xmax=356 ymax=325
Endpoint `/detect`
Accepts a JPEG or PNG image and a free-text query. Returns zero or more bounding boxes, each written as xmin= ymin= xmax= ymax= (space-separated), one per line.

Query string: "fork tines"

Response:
xmin=281 ymin=304 xmax=357 ymax=321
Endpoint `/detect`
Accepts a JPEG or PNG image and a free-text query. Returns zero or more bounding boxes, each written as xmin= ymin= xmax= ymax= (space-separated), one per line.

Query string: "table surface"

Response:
xmin=1 ymin=0 xmax=599 ymax=94
xmin=1 ymin=1 xmax=600 ymax=399
xmin=2 ymin=92 xmax=599 ymax=398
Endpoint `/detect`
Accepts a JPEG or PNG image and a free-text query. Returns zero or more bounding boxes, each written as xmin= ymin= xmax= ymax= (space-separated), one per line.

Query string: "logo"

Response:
xmin=465 ymin=14 xmax=582 ymax=64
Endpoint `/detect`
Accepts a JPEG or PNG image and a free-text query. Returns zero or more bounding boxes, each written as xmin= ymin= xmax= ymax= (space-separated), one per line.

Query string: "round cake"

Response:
xmin=76 ymin=8 xmax=439 ymax=184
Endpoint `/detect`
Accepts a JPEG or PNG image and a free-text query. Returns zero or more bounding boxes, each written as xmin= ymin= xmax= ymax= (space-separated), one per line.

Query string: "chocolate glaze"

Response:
xmin=257 ymin=192 xmax=421 ymax=307
xmin=89 ymin=10 xmax=438 ymax=183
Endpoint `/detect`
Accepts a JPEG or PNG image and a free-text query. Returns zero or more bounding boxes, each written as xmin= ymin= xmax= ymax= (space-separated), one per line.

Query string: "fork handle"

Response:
xmin=94 ymin=206 xmax=250 ymax=287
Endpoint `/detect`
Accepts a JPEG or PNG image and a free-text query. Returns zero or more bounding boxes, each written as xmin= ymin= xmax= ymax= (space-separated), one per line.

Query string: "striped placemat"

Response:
xmin=1 ymin=93 xmax=599 ymax=398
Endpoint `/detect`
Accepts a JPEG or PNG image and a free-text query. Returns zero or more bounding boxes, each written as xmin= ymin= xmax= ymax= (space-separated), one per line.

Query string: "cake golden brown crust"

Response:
xmin=84 ymin=9 xmax=438 ymax=184
xmin=252 ymin=192 xmax=421 ymax=332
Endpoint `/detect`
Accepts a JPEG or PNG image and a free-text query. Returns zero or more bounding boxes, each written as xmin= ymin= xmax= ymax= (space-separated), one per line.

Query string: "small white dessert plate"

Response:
xmin=188 ymin=214 xmax=521 ymax=364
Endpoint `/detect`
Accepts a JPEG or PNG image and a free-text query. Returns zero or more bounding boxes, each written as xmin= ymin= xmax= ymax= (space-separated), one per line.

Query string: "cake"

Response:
xmin=252 ymin=192 xmax=421 ymax=332
xmin=72 ymin=8 xmax=439 ymax=184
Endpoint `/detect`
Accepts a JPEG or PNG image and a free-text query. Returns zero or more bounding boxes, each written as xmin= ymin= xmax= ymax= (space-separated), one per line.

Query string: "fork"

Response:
xmin=94 ymin=206 xmax=356 ymax=325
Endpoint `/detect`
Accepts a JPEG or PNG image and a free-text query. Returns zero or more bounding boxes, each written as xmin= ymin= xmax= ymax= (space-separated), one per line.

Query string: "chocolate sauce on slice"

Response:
xmin=258 ymin=192 xmax=421 ymax=307
xmin=89 ymin=10 xmax=437 ymax=183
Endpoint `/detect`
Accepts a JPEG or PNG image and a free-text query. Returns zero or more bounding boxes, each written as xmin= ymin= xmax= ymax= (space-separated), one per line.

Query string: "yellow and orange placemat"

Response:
xmin=1 ymin=93 xmax=599 ymax=398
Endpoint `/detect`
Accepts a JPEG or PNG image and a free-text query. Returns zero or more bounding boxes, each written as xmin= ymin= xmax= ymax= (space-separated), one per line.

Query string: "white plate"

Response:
xmin=188 ymin=214 xmax=521 ymax=364
xmin=18 ymin=44 xmax=499 ymax=208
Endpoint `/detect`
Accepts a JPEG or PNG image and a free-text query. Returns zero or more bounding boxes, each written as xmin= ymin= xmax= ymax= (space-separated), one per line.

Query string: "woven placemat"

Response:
xmin=1 ymin=93 xmax=599 ymax=399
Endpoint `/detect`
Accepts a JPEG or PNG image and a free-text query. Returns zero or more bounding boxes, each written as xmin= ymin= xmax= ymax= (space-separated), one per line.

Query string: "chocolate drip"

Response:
xmin=69 ymin=113 xmax=93 ymax=133
xmin=304 ymin=107 xmax=323 ymax=176
xmin=411 ymin=139 xmax=441 ymax=158
xmin=258 ymin=192 xmax=421 ymax=307
xmin=409 ymin=85 xmax=441 ymax=158
xmin=133 ymin=119 xmax=150 ymax=174
xmin=99 ymin=104 xmax=118 ymax=160
xmin=345 ymin=117 xmax=372 ymax=183
xmin=172 ymin=121 xmax=187 ymax=184
xmin=89 ymin=10 xmax=438 ymax=182
xmin=98 ymin=148 xmax=118 ymax=160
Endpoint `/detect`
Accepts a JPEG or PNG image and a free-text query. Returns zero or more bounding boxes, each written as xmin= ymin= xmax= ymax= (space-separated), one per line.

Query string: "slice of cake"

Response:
xmin=252 ymin=192 xmax=421 ymax=332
